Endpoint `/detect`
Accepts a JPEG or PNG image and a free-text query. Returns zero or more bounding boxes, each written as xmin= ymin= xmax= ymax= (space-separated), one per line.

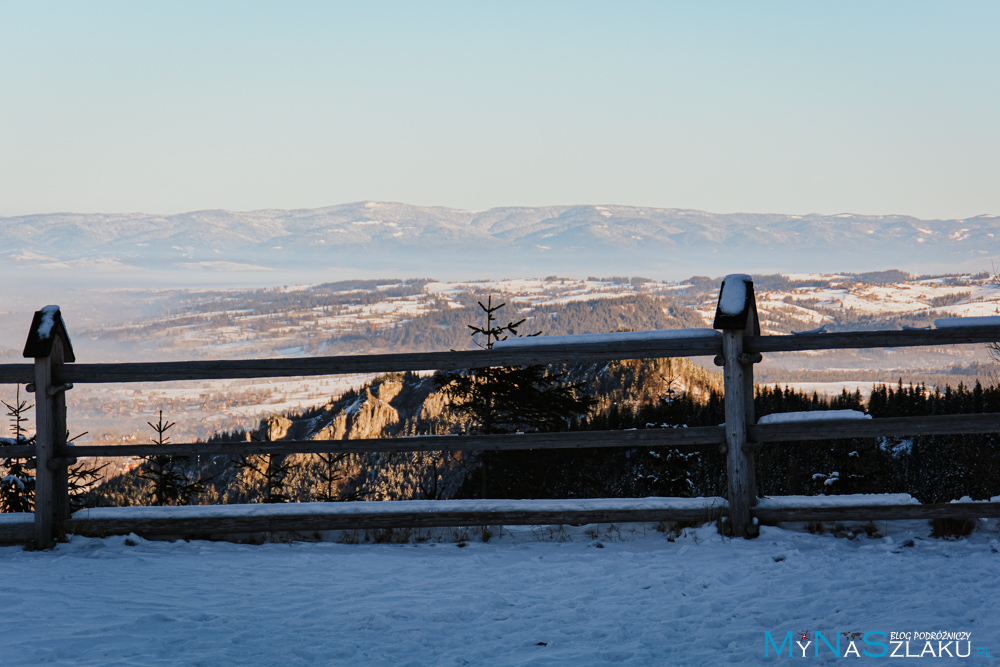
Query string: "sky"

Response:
xmin=1 ymin=1 xmax=997 ymax=220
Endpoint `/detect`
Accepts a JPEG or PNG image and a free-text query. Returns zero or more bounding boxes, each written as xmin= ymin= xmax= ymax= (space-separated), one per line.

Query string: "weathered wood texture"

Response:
xmin=743 ymin=337 xmax=757 ymax=507
xmin=3 ymin=326 xmax=995 ymax=387
xmin=53 ymin=337 xmax=724 ymax=384
xmin=67 ymin=507 xmax=727 ymax=539
xmin=755 ymin=502 xmax=1000 ymax=523
xmin=31 ymin=342 xmax=58 ymax=549
xmin=62 ymin=426 xmax=727 ymax=459
xmin=0 ymin=364 xmax=34 ymax=384
xmin=746 ymin=325 xmax=1000 ymax=354
xmin=0 ymin=444 xmax=36 ymax=458
xmin=0 ymin=519 xmax=33 ymax=545
xmin=51 ymin=366 xmax=70 ymax=540
xmin=3 ymin=502 xmax=995 ymax=544
xmin=748 ymin=412 xmax=1000 ymax=446
xmin=54 ymin=413 xmax=1000 ymax=460
xmin=722 ymin=331 xmax=752 ymax=537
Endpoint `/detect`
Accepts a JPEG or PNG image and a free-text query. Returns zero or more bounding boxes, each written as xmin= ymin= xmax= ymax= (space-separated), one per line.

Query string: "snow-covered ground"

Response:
xmin=1 ymin=521 xmax=997 ymax=665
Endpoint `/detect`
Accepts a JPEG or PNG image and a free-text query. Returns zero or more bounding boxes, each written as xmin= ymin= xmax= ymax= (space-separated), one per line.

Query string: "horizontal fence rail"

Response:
xmin=0 ymin=364 xmax=33 ymax=384
xmin=53 ymin=426 xmax=726 ymax=459
xmin=68 ymin=506 xmax=730 ymax=538
xmin=7 ymin=412 xmax=994 ymax=462
xmin=746 ymin=325 xmax=1000 ymax=354
xmin=754 ymin=502 xmax=1000 ymax=523
xmin=5 ymin=501 xmax=999 ymax=545
xmin=747 ymin=413 xmax=1000 ymax=447
xmin=3 ymin=336 xmax=725 ymax=385
xmin=3 ymin=325 xmax=1000 ymax=386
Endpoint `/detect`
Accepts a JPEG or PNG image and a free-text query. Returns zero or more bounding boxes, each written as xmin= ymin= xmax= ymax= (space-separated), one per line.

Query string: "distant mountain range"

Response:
xmin=5 ymin=202 xmax=999 ymax=286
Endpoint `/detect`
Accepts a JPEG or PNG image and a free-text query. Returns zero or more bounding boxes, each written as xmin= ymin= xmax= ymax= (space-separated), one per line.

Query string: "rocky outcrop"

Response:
xmin=306 ymin=373 xmax=444 ymax=443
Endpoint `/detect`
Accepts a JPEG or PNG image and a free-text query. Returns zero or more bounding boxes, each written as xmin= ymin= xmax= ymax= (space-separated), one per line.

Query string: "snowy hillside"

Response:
xmin=1 ymin=521 xmax=997 ymax=664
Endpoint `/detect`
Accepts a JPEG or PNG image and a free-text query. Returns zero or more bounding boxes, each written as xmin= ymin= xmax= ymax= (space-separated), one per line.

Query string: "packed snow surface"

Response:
xmin=758 ymin=409 xmax=872 ymax=425
xmin=934 ymin=315 xmax=1000 ymax=328
xmin=1 ymin=522 xmax=997 ymax=665
xmin=756 ymin=493 xmax=917 ymax=508
xmin=790 ymin=324 xmax=828 ymax=335
xmin=494 ymin=328 xmax=720 ymax=348
xmin=72 ymin=497 xmax=726 ymax=521
xmin=0 ymin=512 xmax=32 ymax=525
xmin=718 ymin=274 xmax=752 ymax=316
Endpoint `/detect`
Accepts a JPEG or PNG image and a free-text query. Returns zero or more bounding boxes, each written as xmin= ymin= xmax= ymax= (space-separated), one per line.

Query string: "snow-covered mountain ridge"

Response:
xmin=6 ymin=202 xmax=1000 ymax=281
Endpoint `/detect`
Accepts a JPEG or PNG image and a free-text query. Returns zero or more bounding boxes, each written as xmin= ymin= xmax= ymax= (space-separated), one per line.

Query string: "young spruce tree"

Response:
xmin=1 ymin=385 xmax=35 ymax=513
xmin=139 ymin=411 xmax=206 ymax=506
xmin=436 ymin=296 xmax=593 ymax=497
xmin=236 ymin=417 xmax=295 ymax=503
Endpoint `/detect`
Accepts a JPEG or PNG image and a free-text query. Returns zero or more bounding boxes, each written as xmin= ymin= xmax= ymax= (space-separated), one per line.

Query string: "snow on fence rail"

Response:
xmin=3 ymin=275 xmax=1000 ymax=548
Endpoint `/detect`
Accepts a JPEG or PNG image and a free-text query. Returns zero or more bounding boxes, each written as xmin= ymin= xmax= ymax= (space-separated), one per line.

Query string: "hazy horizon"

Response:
xmin=2 ymin=2 xmax=998 ymax=221
xmin=4 ymin=199 xmax=998 ymax=222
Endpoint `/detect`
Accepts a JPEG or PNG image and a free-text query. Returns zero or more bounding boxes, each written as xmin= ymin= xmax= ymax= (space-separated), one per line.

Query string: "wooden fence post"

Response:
xmin=713 ymin=276 xmax=760 ymax=538
xmin=743 ymin=341 xmax=758 ymax=508
xmin=23 ymin=306 xmax=75 ymax=549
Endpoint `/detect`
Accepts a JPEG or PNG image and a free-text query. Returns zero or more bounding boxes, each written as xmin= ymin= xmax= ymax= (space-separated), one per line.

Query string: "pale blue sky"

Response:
xmin=1 ymin=1 xmax=996 ymax=219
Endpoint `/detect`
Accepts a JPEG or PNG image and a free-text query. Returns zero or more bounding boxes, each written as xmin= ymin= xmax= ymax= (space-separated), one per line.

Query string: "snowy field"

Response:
xmin=1 ymin=521 xmax=998 ymax=665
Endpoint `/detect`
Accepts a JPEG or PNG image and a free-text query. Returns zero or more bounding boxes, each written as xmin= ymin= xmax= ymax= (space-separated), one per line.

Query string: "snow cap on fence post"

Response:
xmin=712 ymin=275 xmax=759 ymax=335
xmin=23 ymin=305 xmax=76 ymax=362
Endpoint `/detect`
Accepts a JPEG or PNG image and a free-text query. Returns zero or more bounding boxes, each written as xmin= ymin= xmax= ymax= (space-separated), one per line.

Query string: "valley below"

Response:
xmin=4 ymin=269 xmax=1000 ymax=448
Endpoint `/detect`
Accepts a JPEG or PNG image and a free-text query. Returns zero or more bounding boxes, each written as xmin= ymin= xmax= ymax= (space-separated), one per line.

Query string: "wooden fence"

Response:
xmin=2 ymin=278 xmax=1000 ymax=548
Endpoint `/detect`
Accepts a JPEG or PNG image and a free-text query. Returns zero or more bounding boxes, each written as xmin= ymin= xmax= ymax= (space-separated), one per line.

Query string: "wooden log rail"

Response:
xmin=2 ymin=281 xmax=999 ymax=547
xmin=0 ymin=335 xmax=724 ymax=385
xmin=47 ymin=426 xmax=727 ymax=459
xmin=2 ymin=410 xmax=995 ymax=462
xmin=754 ymin=502 xmax=1000 ymax=523
xmin=65 ymin=507 xmax=725 ymax=538
xmin=4 ymin=500 xmax=999 ymax=545
xmin=2 ymin=323 xmax=1000 ymax=387
xmin=67 ymin=499 xmax=730 ymax=539
xmin=0 ymin=411 xmax=991 ymax=462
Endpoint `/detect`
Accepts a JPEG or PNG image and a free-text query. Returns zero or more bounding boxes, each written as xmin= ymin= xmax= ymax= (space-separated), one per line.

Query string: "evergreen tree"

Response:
xmin=63 ymin=427 xmax=108 ymax=511
xmin=139 ymin=411 xmax=206 ymax=506
xmin=436 ymin=296 xmax=593 ymax=497
xmin=67 ymin=458 xmax=108 ymax=511
xmin=313 ymin=451 xmax=353 ymax=502
xmin=437 ymin=295 xmax=589 ymax=434
xmin=236 ymin=418 xmax=295 ymax=503
xmin=1 ymin=385 xmax=35 ymax=513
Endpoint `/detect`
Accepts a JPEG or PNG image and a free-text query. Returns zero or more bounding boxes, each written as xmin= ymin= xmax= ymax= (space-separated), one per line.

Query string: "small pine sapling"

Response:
xmin=436 ymin=296 xmax=593 ymax=497
xmin=416 ymin=449 xmax=447 ymax=500
xmin=237 ymin=432 xmax=294 ymax=503
xmin=139 ymin=411 xmax=206 ymax=506
xmin=438 ymin=295 xmax=591 ymax=434
xmin=467 ymin=294 xmax=537 ymax=350
xmin=313 ymin=451 xmax=351 ymax=502
xmin=65 ymin=430 xmax=109 ymax=511
xmin=0 ymin=385 xmax=35 ymax=513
